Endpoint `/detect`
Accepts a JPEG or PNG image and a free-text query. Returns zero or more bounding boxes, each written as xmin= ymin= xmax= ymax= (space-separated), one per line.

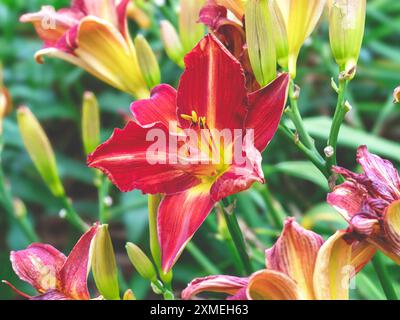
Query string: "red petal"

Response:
xmin=182 ymin=275 xmax=248 ymax=300
xmin=177 ymin=34 xmax=247 ymax=131
xmin=246 ymin=73 xmax=289 ymax=151
xmin=327 ymin=181 xmax=366 ymax=221
xmin=158 ymin=185 xmax=215 ymax=272
xmin=59 ymin=224 xmax=98 ymax=300
xmin=10 ymin=244 xmax=66 ymax=293
xmin=210 ymin=133 xmax=264 ymax=201
xmin=356 ymin=146 xmax=400 ymax=200
xmin=130 ymin=84 xmax=177 ymax=127
xmin=87 ymin=121 xmax=201 ymax=193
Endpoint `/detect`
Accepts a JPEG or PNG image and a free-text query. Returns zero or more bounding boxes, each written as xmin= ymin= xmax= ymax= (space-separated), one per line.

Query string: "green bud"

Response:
xmin=329 ymin=0 xmax=366 ymax=75
xmin=92 ymin=225 xmax=120 ymax=300
xmin=82 ymin=91 xmax=100 ymax=156
xmin=134 ymin=35 xmax=161 ymax=89
xmin=17 ymin=107 xmax=64 ymax=197
xmin=160 ymin=20 xmax=185 ymax=68
xmin=179 ymin=0 xmax=205 ymax=53
xmin=126 ymin=242 xmax=157 ymax=281
xmin=245 ymin=0 xmax=277 ymax=86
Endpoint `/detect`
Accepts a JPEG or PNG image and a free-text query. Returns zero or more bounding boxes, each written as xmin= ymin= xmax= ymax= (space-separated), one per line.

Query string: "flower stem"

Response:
xmin=285 ymin=80 xmax=318 ymax=153
xmin=59 ymin=195 xmax=88 ymax=232
xmin=256 ymin=184 xmax=284 ymax=229
xmin=278 ymin=124 xmax=330 ymax=179
xmin=98 ymin=175 xmax=110 ymax=223
xmin=221 ymin=197 xmax=253 ymax=275
xmin=326 ymin=78 xmax=349 ymax=171
xmin=372 ymin=252 xmax=398 ymax=300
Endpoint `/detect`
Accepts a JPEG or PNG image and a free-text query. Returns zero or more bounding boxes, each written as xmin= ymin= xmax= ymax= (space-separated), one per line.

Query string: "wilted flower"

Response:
xmin=88 ymin=35 xmax=289 ymax=272
xmin=328 ymin=146 xmax=400 ymax=264
xmin=199 ymin=0 xmax=257 ymax=90
xmin=328 ymin=0 xmax=366 ymax=76
xmin=20 ymin=0 xmax=149 ymax=98
xmin=3 ymin=225 xmax=98 ymax=300
xmin=182 ymin=219 xmax=375 ymax=300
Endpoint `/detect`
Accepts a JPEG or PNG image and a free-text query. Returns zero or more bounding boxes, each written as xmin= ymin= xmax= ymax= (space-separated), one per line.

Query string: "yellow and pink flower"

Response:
xmin=20 ymin=0 xmax=148 ymax=98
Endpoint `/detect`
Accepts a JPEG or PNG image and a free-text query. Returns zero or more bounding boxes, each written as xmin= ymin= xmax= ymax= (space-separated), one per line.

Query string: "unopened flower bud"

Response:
xmin=123 ymin=289 xmax=136 ymax=300
xmin=17 ymin=107 xmax=64 ymax=196
xmin=245 ymin=0 xmax=277 ymax=86
xmin=179 ymin=0 xmax=205 ymax=53
xmin=160 ymin=20 xmax=185 ymax=68
xmin=134 ymin=35 xmax=161 ymax=89
xmin=127 ymin=1 xmax=151 ymax=29
xmin=328 ymin=0 xmax=366 ymax=76
xmin=126 ymin=242 xmax=157 ymax=281
xmin=82 ymin=92 xmax=100 ymax=156
xmin=92 ymin=225 xmax=120 ymax=300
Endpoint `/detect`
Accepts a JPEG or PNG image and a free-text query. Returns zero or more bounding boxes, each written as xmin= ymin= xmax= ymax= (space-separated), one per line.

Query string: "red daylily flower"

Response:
xmin=3 ymin=224 xmax=98 ymax=300
xmin=20 ymin=0 xmax=148 ymax=98
xmin=88 ymin=34 xmax=289 ymax=272
xmin=182 ymin=218 xmax=375 ymax=300
xmin=328 ymin=145 xmax=400 ymax=264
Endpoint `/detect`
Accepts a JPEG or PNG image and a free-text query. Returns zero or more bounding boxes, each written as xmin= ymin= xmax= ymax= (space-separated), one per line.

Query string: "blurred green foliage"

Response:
xmin=0 ymin=0 xmax=399 ymax=300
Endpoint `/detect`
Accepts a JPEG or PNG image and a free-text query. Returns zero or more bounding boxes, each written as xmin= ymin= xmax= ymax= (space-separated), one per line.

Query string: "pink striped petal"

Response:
xmin=182 ymin=275 xmax=248 ymax=300
xmin=265 ymin=218 xmax=324 ymax=299
xmin=10 ymin=244 xmax=66 ymax=293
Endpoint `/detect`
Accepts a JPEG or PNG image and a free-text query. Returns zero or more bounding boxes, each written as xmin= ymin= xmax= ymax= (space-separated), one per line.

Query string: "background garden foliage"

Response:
xmin=0 ymin=0 xmax=399 ymax=299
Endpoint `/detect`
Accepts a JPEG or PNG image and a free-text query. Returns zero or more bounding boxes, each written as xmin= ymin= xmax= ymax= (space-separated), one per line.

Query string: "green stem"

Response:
xmin=278 ymin=124 xmax=330 ymax=179
xmin=220 ymin=198 xmax=253 ymax=275
xmin=372 ymin=252 xmax=398 ymax=300
xmin=286 ymin=80 xmax=318 ymax=153
xmin=326 ymin=78 xmax=349 ymax=171
xmin=186 ymin=242 xmax=221 ymax=275
xmin=98 ymin=175 xmax=110 ymax=224
xmin=59 ymin=195 xmax=88 ymax=232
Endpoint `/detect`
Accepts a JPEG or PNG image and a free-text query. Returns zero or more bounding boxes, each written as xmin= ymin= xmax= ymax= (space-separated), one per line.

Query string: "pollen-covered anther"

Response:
xmin=180 ymin=111 xmax=207 ymax=128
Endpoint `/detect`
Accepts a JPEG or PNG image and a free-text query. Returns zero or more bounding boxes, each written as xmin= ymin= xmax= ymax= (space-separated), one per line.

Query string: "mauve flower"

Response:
xmin=328 ymin=145 xmax=400 ymax=264
xmin=3 ymin=225 xmax=98 ymax=300
xmin=20 ymin=0 xmax=148 ymax=98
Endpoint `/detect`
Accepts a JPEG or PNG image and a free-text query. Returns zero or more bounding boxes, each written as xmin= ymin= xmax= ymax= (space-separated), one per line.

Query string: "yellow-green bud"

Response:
xmin=92 ymin=225 xmax=120 ymax=300
xmin=126 ymin=242 xmax=157 ymax=281
xmin=82 ymin=91 xmax=100 ymax=156
xmin=328 ymin=0 xmax=366 ymax=75
xmin=160 ymin=20 xmax=185 ymax=68
xmin=134 ymin=35 xmax=161 ymax=89
xmin=17 ymin=107 xmax=64 ymax=197
xmin=179 ymin=0 xmax=205 ymax=53
xmin=245 ymin=0 xmax=277 ymax=86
